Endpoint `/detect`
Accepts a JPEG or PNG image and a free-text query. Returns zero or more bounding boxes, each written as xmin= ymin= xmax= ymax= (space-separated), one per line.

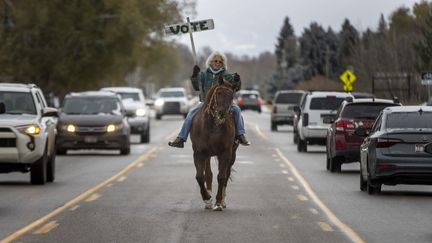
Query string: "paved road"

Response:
xmin=1 ymin=109 xmax=432 ymax=243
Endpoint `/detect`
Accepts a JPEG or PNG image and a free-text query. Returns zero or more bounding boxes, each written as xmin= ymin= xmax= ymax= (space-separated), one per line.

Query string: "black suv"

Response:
xmin=56 ymin=91 xmax=131 ymax=155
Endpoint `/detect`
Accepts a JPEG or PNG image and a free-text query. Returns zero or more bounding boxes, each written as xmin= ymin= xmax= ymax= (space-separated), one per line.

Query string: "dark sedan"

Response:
xmin=56 ymin=91 xmax=131 ymax=155
xmin=358 ymin=106 xmax=432 ymax=194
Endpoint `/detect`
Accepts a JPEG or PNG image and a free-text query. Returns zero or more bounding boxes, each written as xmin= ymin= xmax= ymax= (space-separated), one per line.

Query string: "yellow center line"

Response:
xmin=32 ymin=221 xmax=59 ymax=235
xmin=1 ymin=147 xmax=157 ymax=243
xmin=275 ymin=148 xmax=365 ymax=243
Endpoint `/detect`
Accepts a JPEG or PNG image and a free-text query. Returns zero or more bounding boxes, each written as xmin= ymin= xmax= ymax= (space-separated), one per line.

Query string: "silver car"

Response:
xmin=0 ymin=83 xmax=58 ymax=184
xmin=359 ymin=106 xmax=432 ymax=194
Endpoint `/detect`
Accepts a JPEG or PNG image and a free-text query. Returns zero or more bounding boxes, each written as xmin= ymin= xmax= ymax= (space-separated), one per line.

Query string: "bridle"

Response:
xmin=204 ymin=85 xmax=234 ymax=126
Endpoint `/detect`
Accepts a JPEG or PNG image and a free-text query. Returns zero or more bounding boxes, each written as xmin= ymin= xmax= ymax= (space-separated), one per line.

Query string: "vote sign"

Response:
xmin=164 ymin=19 xmax=215 ymax=36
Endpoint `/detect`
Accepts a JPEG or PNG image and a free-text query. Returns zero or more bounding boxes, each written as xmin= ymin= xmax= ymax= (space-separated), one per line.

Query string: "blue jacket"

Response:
xmin=191 ymin=67 xmax=239 ymax=101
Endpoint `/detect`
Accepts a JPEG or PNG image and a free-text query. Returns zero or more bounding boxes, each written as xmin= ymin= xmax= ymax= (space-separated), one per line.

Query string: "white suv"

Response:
xmin=295 ymin=91 xmax=353 ymax=152
xmin=0 ymin=83 xmax=58 ymax=184
xmin=154 ymin=87 xmax=189 ymax=120
xmin=100 ymin=87 xmax=150 ymax=143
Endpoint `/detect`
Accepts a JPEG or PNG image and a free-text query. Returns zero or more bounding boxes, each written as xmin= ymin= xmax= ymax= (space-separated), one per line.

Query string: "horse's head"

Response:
xmin=205 ymin=76 xmax=237 ymax=125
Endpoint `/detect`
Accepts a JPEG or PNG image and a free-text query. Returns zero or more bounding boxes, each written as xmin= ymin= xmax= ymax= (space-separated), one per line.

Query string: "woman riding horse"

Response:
xmin=168 ymin=51 xmax=250 ymax=148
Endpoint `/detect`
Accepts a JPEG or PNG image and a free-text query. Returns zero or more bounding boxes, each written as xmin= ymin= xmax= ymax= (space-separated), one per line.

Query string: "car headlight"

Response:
xmin=67 ymin=124 xmax=76 ymax=133
xmin=106 ymin=123 xmax=123 ymax=132
xmin=16 ymin=124 xmax=42 ymax=135
xmin=135 ymin=108 xmax=146 ymax=117
xmin=155 ymin=99 xmax=164 ymax=107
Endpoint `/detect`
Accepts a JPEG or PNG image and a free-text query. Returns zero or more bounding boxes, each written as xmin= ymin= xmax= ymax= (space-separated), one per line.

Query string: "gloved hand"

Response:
xmin=191 ymin=65 xmax=200 ymax=78
xmin=233 ymin=73 xmax=241 ymax=82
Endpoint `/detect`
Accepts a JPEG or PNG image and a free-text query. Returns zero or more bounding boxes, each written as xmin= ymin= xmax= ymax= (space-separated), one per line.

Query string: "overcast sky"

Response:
xmin=170 ymin=0 xmax=423 ymax=58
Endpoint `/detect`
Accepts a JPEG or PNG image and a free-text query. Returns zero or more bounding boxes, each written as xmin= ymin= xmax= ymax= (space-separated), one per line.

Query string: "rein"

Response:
xmin=203 ymin=85 xmax=234 ymax=126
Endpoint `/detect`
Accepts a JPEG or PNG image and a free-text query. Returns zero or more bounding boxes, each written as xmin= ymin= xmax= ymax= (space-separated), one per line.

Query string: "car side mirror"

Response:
xmin=42 ymin=107 xmax=58 ymax=117
xmin=293 ymin=106 xmax=300 ymax=113
xmin=355 ymin=127 xmax=369 ymax=137
xmin=0 ymin=102 xmax=5 ymax=114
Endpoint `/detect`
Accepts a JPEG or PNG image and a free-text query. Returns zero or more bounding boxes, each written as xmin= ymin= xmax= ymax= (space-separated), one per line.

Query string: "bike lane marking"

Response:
xmin=275 ymin=148 xmax=365 ymax=243
xmin=0 ymin=147 xmax=157 ymax=243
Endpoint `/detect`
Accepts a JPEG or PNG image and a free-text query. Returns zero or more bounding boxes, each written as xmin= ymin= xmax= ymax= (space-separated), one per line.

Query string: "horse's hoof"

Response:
xmin=213 ymin=204 xmax=223 ymax=211
xmin=204 ymin=199 xmax=213 ymax=209
xmin=221 ymin=202 xmax=227 ymax=208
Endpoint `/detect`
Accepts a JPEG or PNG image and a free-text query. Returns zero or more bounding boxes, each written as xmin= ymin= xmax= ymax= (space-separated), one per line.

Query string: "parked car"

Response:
xmin=234 ymin=90 xmax=262 ymax=113
xmin=325 ymin=98 xmax=401 ymax=172
xmin=100 ymin=87 xmax=150 ymax=143
xmin=359 ymin=106 xmax=432 ymax=194
xmin=271 ymin=90 xmax=306 ymax=131
xmin=56 ymin=91 xmax=131 ymax=155
xmin=0 ymin=83 xmax=58 ymax=184
xmin=351 ymin=92 xmax=375 ymax=99
xmin=294 ymin=91 xmax=353 ymax=152
xmin=154 ymin=87 xmax=189 ymax=120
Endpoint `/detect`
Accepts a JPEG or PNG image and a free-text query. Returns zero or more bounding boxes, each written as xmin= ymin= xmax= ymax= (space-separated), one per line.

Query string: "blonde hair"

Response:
xmin=205 ymin=51 xmax=228 ymax=69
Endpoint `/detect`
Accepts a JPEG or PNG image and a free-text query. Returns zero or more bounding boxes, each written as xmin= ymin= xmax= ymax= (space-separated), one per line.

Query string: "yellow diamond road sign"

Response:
xmin=340 ymin=70 xmax=356 ymax=85
xmin=343 ymin=83 xmax=353 ymax=92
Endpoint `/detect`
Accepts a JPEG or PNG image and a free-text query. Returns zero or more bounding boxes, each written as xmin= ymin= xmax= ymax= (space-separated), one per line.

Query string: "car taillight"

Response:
xmin=302 ymin=113 xmax=309 ymax=126
xmin=257 ymin=97 xmax=262 ymax=105
xmin=376 ymin=138 xmax=402 ymax=148
xmin=335 ymin=119 xmax=355 ymax=133
xmin=237 ymin=97 xmax=244 ymax=105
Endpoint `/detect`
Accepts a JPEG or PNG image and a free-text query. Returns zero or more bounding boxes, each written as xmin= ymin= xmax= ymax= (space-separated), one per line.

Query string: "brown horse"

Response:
xmin=190 ymin=75 xmax=239 ymax=211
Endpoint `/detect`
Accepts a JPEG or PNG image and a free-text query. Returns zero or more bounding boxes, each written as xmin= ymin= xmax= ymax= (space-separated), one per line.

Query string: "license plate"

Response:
xmin=84 ymin=136 xmax=97 ymax=143
xmin=415 ymin=144 xmax=425 ymax=152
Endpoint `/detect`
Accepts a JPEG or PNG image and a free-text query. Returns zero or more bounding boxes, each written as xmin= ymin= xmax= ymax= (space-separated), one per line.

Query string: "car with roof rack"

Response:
xmin=294 ymin=91 xmax=354 ymax=152
xmin=56 ymin=91 xmax=131 ymax=155
xmin=0 ymin=83 xmax=58 ymax=184
xmin=325 ymin=97 xmax=401 ymax=172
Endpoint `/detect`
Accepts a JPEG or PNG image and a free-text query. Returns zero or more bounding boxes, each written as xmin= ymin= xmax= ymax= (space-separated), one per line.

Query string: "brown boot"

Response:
xmin=168 ymin=137 xmax=185 ymax=148
xmin=237 ymin=134 xmax=250 ymax=146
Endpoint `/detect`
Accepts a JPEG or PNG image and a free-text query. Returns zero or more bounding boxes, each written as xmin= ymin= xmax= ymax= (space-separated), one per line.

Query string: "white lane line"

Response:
xmin=291 ymin=185 xmax=300 ymax=190
xmin=69 ymin=205 xmax=80 ymax=211
xmin=309 ymin=208 xmax=319 ymax=215
xmin=281 ymin=170 xmax=289 ymax=174
xmin=318 ymin=222 xmax=334 ymax=232
xmin=275 ymin=148 xmax=365 ymax=243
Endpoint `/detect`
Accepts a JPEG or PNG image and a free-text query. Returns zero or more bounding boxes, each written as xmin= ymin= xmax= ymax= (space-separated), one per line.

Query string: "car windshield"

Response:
xmin=63 ymin=97 xmax=121 ymax=115
xmin=386 ymin=111 xmax=432 ymax=129
xmin=117 ymin=92 xmax=140 ymax=102
xmin=342 ymin=103 xmax=398 ymax=119
xmin=0 ymin=91 xmax=36 ymax=115
xmin=309 ymin=97 xmax=345 ymax=110
xmin=159 ymin=91 xmax=185 ymax=98
xmin=275 ymin=93 xmax=303 ymax=104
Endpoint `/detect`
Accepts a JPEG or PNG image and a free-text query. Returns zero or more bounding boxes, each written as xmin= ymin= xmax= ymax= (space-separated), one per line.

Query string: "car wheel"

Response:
xmin=156 ymin=114 xmax=162 ymax=120
xmin=297 ymin=138 xmax=307 ymax=152
xmin=271 ymin=122 xmax=277 ymax=131
xmin=330 ymin=156 xmax=342 ymax=173
xmin=367 ymin=176 xmax=381 ymax=195
xmin=120 ymin=146 xmax=130 ymax=155
xmin=293 ymin=131 xmax=299 ymax=144
xmin=326 ymin=147 xmax=330 ymax=171
xmin=56 ymin=148 xmax=67 ymax=155
xmin=360 ymin=172 xmax=366 ymax=191
xmin=141 ymin=129 xmax=150 ymax=143
xmin=31 ymin=147 xmax=48 ymax=185
xmin=47 ymin=149 xmax=56 ymax=183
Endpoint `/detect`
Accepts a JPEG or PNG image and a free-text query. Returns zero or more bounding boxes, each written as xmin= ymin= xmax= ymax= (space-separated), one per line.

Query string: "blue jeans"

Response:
xmin=178 ymin=102 xmax=246 ymax=141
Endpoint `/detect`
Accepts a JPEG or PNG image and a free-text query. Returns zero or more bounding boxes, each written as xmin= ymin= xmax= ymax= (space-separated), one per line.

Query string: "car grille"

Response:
xmin=0 ymin=138 xmax=16 ymax=147
xmin=0 ymin=128 xmax=12 ymax=132
xmin=76 ymin=126 xmax=106 ymax=134
xmin=163 ymin=102 xmax=181 ymax=114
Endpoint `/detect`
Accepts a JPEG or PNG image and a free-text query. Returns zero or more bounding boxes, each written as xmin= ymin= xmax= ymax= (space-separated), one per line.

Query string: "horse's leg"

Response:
xmin=222 ymin=143 xmax=238 ymax=208
xmin=194 ymin=153 xmax=212 ymax=209
xmin=214 ymin=152 xmax=231 ymax=211
xmin=203 ymin=158 xmax=213 ymax=209
xmin=204 ymin=158 xmax=212 ymax=196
